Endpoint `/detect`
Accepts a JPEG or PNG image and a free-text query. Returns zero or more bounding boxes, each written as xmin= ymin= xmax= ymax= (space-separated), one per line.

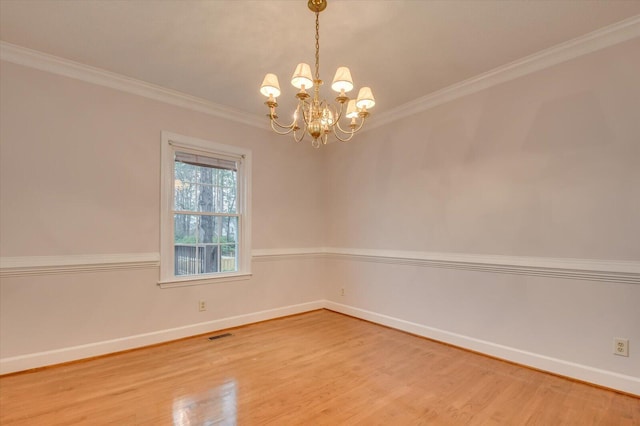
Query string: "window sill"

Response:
xmin=158 ymin=272 xmax=252 ymax=289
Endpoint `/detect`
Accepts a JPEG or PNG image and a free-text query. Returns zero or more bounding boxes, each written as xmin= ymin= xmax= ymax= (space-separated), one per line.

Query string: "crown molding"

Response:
xmin=370 ymin=14 xmax=640 ymax=131
xmin=0 ymin=41 xmax=266 ymax=130
xmin=2 ymin=15 xmax=639 ymax=131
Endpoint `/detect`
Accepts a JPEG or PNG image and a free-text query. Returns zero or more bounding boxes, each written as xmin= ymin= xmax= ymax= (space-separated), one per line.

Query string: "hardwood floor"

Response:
xmin=0 ymin=310 xmax=638 ymax=425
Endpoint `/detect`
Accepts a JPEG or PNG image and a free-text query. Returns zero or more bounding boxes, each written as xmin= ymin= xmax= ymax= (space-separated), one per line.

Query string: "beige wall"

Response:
xmin=0 ymin=63 xmax=326 ymax=256
xmin=0 ymin=61 xmax=326 ymax=362
xmin=324 ymin=38 xmax=640 ymax=383
xmin=325 ymin=38 xmax=640 ymax=260
xmin=1 ymin=37 xmax=638 ymax=391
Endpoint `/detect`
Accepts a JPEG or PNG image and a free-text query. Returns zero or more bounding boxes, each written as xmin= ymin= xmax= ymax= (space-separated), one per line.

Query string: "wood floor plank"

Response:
xmin=0 ymin=309 xmax=637 ymax=425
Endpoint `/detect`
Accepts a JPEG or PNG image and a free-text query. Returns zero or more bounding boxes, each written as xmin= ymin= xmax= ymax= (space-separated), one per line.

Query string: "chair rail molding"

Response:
xmin=252 ymin=248 xmax=326 ymax=262
xmin=2 ymin=248 xmax=638 ymax=283
xmin=0 ymin=253 xmax=160 ymax=277
xmin=324 ymin=247 xmax=640 ymax=284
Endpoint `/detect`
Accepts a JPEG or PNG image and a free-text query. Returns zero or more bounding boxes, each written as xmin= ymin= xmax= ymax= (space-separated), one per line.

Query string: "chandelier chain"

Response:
xmin=314 ymin=11 xmax=320 ymax=81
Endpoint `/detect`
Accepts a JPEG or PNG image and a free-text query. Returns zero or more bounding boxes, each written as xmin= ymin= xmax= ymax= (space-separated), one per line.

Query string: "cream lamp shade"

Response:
xmin=291 ymin=63 xmax=314 ymax=89
xmin=331 ymin=67 xmax=354 ymax=93
xmin=356 ymin=87 xmax=375 ymax=109
xmin=260 ymin=73 xmax=281 ymax=98
xmin=345 ymin=100 xmax=358 ymax=118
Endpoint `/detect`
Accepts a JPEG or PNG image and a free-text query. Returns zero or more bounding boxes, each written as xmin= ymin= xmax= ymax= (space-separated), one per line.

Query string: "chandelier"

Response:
xmin=259 ymin=0 xmax=375 ymax=148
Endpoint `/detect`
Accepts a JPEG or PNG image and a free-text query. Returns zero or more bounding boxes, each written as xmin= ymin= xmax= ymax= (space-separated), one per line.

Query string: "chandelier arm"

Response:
xmin=293 ymin=112 xmax=308 ymax=143
xmin=334 ymin=115 xmax=366 ymax=135
xmin=268 ymin=112 xmax=299 ymax=130
xmin=332 ymin=128 xmax=356 ymax=143
xmin=332 ymin=101 xmax=345 ymax=123
xmin=333 ymin=120 xmax=353 ymax=135
xmin=293 ymin=127 xmax=307 ymax=143
xmin=269 ymin=119 xmax=297 ymax=135
xmin=299 ymin=99 xmax=312 ymax=126
xmin=291 ymin=102 xmax=306 ymax=133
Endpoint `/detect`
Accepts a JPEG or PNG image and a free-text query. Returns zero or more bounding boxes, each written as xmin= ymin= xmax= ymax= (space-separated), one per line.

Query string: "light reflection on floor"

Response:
xmin=172 ymin=379 xmax=237 ymax=426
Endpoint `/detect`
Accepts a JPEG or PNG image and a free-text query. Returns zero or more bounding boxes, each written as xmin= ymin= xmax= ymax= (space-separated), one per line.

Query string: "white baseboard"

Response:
xmin=324 ymin=301 xmax=640 ymax=396
xmin=3 ymin=299 xmax=637 ymax=396
xmin=0 ymin=300 xmax=324 ymax=375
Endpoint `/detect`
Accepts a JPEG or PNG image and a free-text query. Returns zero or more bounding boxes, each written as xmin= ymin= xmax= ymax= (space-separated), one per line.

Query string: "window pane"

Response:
xmin=198 ymin=215 xmax=221 ymax=273
xmin=174 ymin=181 xmax=198 ymax=211
xmin=222 ymin=170 xmax=237 ymax=213
xmin=174 ymin=162 xmax=198 ymax=212
xmin=221 ymin=216 xmax=237 ymax=243
xmin=174 ymin=214 xmax=198 ymax=244
xmin=197 ymin=182 xmax=217 ymax=213
xmin=200 ymin=244 xmax=219 ymax=274
xmin=221 ymin=185 xmax=237 ymax=213
xmin=199 ymin=216 xmax=220 ymax=244
xmin=220 ymin=244 xmax=237 ymax=272
xmin=175 ymin=161 xmax=196 ymax=184
xmin=174 ymin=214 xmax=199 ymax=276
xmin=175 ymin=157 xmax=238 ymax=214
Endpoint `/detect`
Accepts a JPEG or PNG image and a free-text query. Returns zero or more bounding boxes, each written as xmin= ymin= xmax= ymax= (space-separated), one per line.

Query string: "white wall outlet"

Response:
xmin=341 ymin=288 xmax=345 ymax=296
xmin=199 ymin=300 xmax=206 ymax=312
xmin=613 ymin=338 xmax=629 ymax=357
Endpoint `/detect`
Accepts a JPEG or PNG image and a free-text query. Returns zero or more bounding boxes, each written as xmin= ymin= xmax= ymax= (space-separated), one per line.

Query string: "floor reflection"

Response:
xmin=172 ymin=379 xmax=237 ymax=426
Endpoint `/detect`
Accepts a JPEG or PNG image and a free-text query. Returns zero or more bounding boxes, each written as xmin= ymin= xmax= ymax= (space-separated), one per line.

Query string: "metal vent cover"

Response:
xmin=208 ymin=333 xmax=232 ymax=341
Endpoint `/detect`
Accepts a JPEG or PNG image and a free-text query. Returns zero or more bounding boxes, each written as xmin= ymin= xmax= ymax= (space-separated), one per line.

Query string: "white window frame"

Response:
xmin=159 ymin=131 xmax=251 ymax=288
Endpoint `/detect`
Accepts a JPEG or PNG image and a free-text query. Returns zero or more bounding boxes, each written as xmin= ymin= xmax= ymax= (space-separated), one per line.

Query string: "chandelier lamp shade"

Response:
xmin=260 ymin=0 xmax=375 ymax=148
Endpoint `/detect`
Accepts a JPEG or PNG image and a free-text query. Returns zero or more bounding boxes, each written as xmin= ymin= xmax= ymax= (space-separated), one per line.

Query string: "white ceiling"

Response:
xmin=1 ymin=0 xmax=639 ymax=117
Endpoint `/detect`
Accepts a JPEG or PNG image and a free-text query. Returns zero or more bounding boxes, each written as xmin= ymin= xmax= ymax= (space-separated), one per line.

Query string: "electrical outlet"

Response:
xmin=199 ymin=300 xmax=206 ymax=312
xmin=613 ymin=338 xmax=629 ymax=357
xmin=341 ymin=288 xmax=345 ymax=296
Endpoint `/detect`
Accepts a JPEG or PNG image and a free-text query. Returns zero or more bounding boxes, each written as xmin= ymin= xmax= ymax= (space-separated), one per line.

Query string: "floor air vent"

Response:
xmin=208 ymin=333 xmax=232 ymax=341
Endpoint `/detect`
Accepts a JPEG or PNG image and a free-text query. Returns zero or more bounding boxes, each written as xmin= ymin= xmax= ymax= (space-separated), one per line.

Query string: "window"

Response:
xmin=160 ymin=132 xmax=251 ymax=287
